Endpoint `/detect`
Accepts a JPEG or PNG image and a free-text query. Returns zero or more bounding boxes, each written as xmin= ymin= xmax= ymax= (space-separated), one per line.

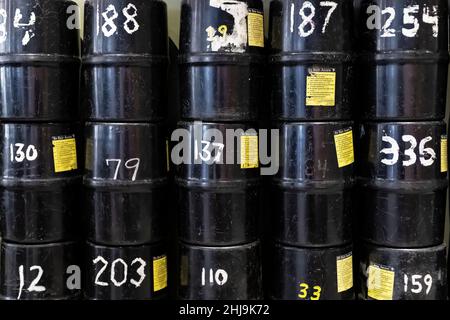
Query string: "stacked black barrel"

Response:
xmin=267 ymin=0 xmax=355 ymax=300
xmin=355 ymin=0 xmax=448 ymax=300
xmin=0 ymin=0 xmax=82 ymax=300
xmin=82 ymin=0 xmax=169 ymax=300
xmin=175 ymin=0 xmax=265 ymax=300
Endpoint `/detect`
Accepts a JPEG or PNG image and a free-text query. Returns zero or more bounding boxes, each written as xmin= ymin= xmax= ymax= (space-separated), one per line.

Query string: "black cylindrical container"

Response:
xmin=0 ymin=123 xmax=82 ymax=243
xmin=177 ymin=241 xmax=263 ymax=300
xmin=179 ymin=0 xmax=265 ymax=121
xmin=82 ymin=0 xmax=168 ymax=121
xmin=84 ymin=123 xmax=168 ymax=245
xmin=84 ymin=242 xmax=168 ymax=300
xmin=269 ymin=0 xmax=353 ymax=121
xmin=175 ymin=121 xmax=260 ymax=246
xmin=357 ymin=122 xmax=448 ymax=248
xmin=354 ymin=0 xmax=449 ymax=120
xmin=0 ymin=0 xmax=81 ymax=121
xmin=0 ymin=241 xmax=81 ymax=300
xmin=270 ymin=243 xmax=354 ymax=300
xmin=358 ymin=243 xmax=447 ymax=300
xmin=272 ymin=122 xmax=354 ymax=247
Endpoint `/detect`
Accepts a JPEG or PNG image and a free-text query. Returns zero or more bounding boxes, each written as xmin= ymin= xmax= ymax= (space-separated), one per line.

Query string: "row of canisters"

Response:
xmin=0 ymin=0 xmax=449 ymax=300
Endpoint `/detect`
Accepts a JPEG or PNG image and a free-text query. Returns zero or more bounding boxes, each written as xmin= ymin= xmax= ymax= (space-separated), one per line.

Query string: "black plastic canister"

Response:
xmin=354 ymin=0 xmax=449 ymax=120
xmin=84 ymin=123 xmax=168 ymax=245
xmin=269 ymin=0 xmax=353 ymax=121
xmin=358 ymin=243 xmax=447 ymax=300
xmin=179 ymin=0 xmax=265 ymax=121
xmin=272 ymin=122 xmax=354 ymax=247
xmin=0 ymin=0 xmax=81 ymax=121
xmin=357 ymin=122 xmax=448 ymax=247
xmin=0 ymin=241 xmax=81 ymax=300
xmin=83 ymin=0 xmax=168 ymax=121
xmin=174 ymin=121 xmax=260 ymax=246
xmin=84 ymin=242 xmax=168 ymax=300
xmin=269 ymin=243 xmax=355 ymax=300
xmin=0 ymin=123 xmax=82 ymax=243
xmin=177 ymin=241 xmax=263 ymax=300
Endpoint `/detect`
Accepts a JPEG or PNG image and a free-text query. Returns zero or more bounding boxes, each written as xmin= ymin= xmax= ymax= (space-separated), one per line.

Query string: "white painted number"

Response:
xmin=380 ymin=135 xmax=436 ymax=167
xmin=194 ymin=140 xmax=225 ymax=164
xmin=291 ymin=1 xmax=338 ymax=37
xmin=106 ymin=158 xmax=140 ymax=181
xmin=201 ymin=268 xmax=228 ymax=286
xmin=366 ymin=4 xmax=440 ymax=38
xmin=10 ymin=143 xmax=38 ymax=163
xmin=99 ymin=3 xmax=139 ymax=37
xmin=0 ymin=9 xmax=7 ymax=43
xmin=404 ymin=274 xmax=433 ymax=295
xmin=17 ymin=265 xmax=46 ymax=300
xmin=93 ymin=256 xmax=147 ymax=288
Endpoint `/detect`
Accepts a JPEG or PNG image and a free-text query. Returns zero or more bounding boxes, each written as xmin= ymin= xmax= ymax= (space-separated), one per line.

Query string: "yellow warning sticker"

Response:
xmin=241 ymin=135 xmax=259 ymax=169
xmin=52 ymin=135 xmax=78 ymax=173
xmin=441 ymin=136 xmax=447 ymax=173
xmin=367 ymin=264 xmax=395 ymax=300
xmin=306 ymin=70 xmax=336 ymax=106
xmin=153 ymin=256 xmax=168 ymax=292
xmin=336 ymin=253 xmax=353 ymax=293
xmin=248 ymin=12 xmax=264 ymax=47
xmin=334 ymin=128 xmax=354 ymax=168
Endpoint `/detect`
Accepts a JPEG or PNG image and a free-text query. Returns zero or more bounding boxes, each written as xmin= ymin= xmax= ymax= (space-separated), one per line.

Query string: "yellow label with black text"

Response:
xmin=367 ymin=264 xmax=395 ymax=300
xmin=153 ymin=256 xmax=168 ymax=292
xmin=241 ymin=135 xmax=259 ymax=169
xmin=336 ymin=253 xmax=353 ymax=293
xmin=441 ymin=137 xmax=447 ymax=173
xmin=52 ymin=136 xmax=77 ymax=173
xmin=248 ymin=12 xmax=264 ymax=47
xmin=334 ymin=129 xmax=354 ymax=168
xmin=306 ymin=71 xmax=336 ymax=106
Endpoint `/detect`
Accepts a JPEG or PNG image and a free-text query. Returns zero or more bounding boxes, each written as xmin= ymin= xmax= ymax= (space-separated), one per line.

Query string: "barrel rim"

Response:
xmin=178 ymin=53 xmax=266 ymax=65
xmin=82 ymin=54 xmax=169 ymax=65
xmin=0 ymin=54 xmax=80 ymax=64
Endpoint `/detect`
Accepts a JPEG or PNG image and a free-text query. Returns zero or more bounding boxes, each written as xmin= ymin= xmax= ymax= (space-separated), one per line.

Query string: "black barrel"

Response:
xmin=84 ymin=123 xmax=168 ymax=245
xmin=84 ymin=242 xmax=168 ymax=300
xmin=269 ymin=0 xmax=353 ymax=121
xmin=177 ymin=241 xmax=263 ymax=300
xmin=83 ymin=0 xmax=168 ymax=121
xmin=358 ymin=243 xmax=447 ymax=300
xmin=0 ymin=0 xmax=81 ymax=121
xmin=357 ymin=122 xmax=448 ymax=248
xmin=272 ymin=122 xmax=354 ymax=247
xmin=0 ymin=241 xmax=81 ymax=300
xmin=174 ymin=121 xmax=260 ymax=246
xmin=354 ymin=0 xmax=449 ymax=120
xmin=269 ymin=243 xmax=354 ymax=300
xmin=0 ymin=123 xmax=82 ymax=243
xmin=179 ymin=0 xmax=265 ymax=121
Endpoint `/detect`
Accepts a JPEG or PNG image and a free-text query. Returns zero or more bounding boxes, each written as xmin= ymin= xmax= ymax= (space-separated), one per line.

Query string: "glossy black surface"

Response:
xmin=354 ymin=0 xmax=449 ymax=120
xmin=357 ymin=122 xmax=448 ymax=247
xmin=269 ymin=0 xmax=353 ymax=120
xmin=84 ymin=123 xmax=168 ymax=245
xmin=358 ymin=243 xmax=448 ymax=300
xmin=0 ymin=0 xmax=81 ymax=120
xmin=82 ymin=0 xmax=168 ymax=121
xmin=179 ymin=0 xmax=265 ymax=121
xmin=269 ymin=243 xmax=355 ymax=300
xmin=84 ymin=242 xmax=168 ymax=300
xmin=0 ymin=241 xmax=81 ymax=300
xmin=175 ymin=121 xmax=260 ymax=246
xmin=176 ymin=241 xmax=263 ymax=300
xmin=0 ymin=123 xmax=82 ymax=243
xmin=272 ymin=122 xmax=354 ymax=247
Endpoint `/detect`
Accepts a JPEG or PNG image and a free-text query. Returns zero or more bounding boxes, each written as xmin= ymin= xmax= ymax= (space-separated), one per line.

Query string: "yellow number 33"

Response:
xmin=298 ymin=283 xmax=322 ymax=300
